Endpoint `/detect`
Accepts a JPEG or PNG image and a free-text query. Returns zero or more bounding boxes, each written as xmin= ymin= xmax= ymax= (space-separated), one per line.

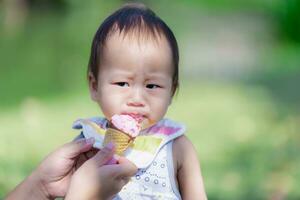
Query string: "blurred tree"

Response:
xmin=3 ymin=0 xmax=28 ymax=34
xmin=275 ymin=0 xmax=300 ymax=43
xmin=3 ymin=0 xmax=68 ymax=35
xmin=28 ymin=0 xmax=68 ymax=11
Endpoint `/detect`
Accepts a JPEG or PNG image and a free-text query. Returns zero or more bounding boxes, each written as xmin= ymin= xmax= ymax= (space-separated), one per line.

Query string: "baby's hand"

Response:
xmin=65 ymin=144 xmax=137 ymax=200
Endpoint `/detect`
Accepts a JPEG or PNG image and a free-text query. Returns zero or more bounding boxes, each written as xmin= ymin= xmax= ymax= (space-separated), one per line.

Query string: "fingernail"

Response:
xmin=106 ymin=157 xmax=118 ymax=165
xmin=113 ymin=154 xmax=120 ymax=160
xmin=75 ymin=138 xmax=85 ymax=144
xmin=105 ymin=142 xmax=115 ymax=150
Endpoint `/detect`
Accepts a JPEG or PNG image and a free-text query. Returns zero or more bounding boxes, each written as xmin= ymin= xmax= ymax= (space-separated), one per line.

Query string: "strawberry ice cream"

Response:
xmin=111 ymin=114 xmax=141 ymax=137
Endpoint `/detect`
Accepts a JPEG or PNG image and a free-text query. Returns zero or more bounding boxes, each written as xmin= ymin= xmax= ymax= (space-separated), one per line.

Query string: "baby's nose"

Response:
xmin=127 ymin=88 xmax=145 ymax=107
xmin=127 ymin=101 xmax=144 ymax=107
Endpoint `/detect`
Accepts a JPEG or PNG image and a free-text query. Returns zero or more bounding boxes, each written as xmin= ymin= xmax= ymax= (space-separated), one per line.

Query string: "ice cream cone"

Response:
xmin=103 ymin=128 xmax=134 ymax=155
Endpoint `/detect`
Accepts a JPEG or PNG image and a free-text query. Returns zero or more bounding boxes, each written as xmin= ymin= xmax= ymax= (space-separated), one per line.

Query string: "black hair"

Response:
xmin=88 ymin=3 xmax=179 ymax=96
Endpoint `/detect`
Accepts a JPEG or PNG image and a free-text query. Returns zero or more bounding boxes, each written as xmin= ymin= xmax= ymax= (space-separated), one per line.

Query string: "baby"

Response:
xmin=74 ymin=3 xmax=207 ymax=199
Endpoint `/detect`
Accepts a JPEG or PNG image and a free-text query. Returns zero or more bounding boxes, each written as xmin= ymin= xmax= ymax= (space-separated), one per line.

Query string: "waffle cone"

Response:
xmin=103 ymin=128 xmax=133 ymax=155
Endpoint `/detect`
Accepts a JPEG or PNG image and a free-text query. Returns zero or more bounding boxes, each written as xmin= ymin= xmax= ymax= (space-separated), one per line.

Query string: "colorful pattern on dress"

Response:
xmin=72 ymin=117 xmax=186 ymax=169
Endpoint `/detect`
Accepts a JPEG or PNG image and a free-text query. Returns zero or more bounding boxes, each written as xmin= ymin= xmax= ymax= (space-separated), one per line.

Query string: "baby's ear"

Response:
xmin=88 ymin=72 xmax=98 ymax=101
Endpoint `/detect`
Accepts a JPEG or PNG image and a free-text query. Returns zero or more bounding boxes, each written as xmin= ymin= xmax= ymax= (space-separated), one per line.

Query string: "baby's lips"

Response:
xmin=127 ymin=113 xmax=144 ymax=123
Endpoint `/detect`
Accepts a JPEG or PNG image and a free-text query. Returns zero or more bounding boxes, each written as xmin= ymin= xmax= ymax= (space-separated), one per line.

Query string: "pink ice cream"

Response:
xmin=111 ymin=114 xmax=141 ymax=137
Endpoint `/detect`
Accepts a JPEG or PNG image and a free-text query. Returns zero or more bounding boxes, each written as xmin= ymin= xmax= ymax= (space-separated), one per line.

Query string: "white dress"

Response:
xmin=73 ymin=117 xmax=185 ymax=200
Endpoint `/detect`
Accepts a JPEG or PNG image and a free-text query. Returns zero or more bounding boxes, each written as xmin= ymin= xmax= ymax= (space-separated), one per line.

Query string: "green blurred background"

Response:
xmin=1 ymin=0 xmax=300 ymax=199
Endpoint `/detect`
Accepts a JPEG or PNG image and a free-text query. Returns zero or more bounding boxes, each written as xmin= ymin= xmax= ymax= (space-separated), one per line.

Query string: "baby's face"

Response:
xmin=89 ymin=32 xmax=173 ymax=128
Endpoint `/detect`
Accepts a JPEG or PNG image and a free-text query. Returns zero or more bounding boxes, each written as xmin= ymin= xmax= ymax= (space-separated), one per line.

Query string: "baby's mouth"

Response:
xmin=125 ymin=113 xmax=145 ymax=123
xmin=120 ymin=112 xmax=153 ymax=130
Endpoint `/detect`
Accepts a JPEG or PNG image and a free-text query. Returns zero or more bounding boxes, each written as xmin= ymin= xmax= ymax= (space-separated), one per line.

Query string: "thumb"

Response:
xmin=59 ymin=137 xmax=95 ymax=159
xmin=89 ymin=143 xmax=115 ymax=167
xmin=110 ymin=157 xmax=138 ymax=179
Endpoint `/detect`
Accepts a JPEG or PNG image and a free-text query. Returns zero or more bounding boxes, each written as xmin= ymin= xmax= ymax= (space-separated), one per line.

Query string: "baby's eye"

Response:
xmin=146 ymin=84 xmax=161 ymax=89
xmin=115 ymin=82 xmax=129 ymax=87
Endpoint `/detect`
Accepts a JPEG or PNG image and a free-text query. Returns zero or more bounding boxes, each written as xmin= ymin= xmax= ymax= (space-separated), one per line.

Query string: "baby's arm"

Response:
xmin=173 ymin=135 xmax=207 ymax=200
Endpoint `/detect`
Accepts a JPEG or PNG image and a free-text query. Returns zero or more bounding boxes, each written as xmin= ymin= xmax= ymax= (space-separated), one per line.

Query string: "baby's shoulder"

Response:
xmin=173 ymin=135 xmax=198 ymax=169
xmin=173 ymin=135 xmax=191 ymax=149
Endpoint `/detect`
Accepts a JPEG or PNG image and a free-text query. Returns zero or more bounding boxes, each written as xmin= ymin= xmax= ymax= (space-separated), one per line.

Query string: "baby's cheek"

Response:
xmin=151 ymin=101 xmax=169 ymax=121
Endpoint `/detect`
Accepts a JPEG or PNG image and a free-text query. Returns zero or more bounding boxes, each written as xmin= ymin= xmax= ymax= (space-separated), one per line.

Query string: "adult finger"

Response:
xmin=89 ymin=143 xmax=115 ymax=167
xmin=58 ymin=138 xmax=95 ymax=159
xmin=109 ymin=157 xmax=138 ymax=179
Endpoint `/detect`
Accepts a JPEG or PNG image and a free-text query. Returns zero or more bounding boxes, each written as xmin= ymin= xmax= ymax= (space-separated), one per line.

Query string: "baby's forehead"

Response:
xmin=101 ymin=30 xmax=172 ymax=61
xmin=99 ymin=30 xmax=173 ymax=76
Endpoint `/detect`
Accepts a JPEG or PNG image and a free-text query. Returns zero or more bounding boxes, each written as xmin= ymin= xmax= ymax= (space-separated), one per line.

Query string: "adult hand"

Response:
xmin=37 ymin=138 xmax=99 ymax=198
xmin=6 ymin=138 xmax=137 ymax=200
xmin=5 ymin=138 xmax=96 ymax=200
xmin=65 ymin=144 xmax=137 ymax=200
